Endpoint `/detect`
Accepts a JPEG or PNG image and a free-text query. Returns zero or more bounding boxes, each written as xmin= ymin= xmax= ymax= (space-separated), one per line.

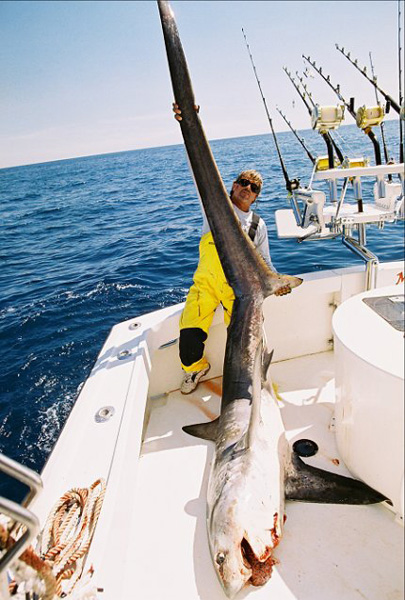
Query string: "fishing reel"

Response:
xmin=287 ymin=178 xmax=301 ymax=192
xmin=311 ymin=104 xmax=345 ymax=132
xmin=356 ymin=105 xmax=385 ymax=130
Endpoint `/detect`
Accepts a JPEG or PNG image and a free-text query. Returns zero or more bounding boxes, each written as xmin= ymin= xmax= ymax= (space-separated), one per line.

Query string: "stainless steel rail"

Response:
xmin=0 ymin=453 xmax=43 ymax=574
xmin=342 ymin=235 xmax=379 ymax=290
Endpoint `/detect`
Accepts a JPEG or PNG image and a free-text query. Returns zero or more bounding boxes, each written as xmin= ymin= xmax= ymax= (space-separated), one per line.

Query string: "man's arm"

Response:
xmin=255 ymin=220 xmax=275 ymax=270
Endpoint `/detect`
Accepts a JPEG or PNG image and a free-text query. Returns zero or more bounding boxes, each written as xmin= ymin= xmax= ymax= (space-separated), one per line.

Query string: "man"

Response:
xmin=179 ymin=169 xmax=291 ymax=394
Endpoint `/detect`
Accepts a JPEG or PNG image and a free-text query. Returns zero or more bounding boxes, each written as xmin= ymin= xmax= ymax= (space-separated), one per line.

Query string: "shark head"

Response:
xmin=267 ymin=272 xmax=303 ymax=296
xmin=209 ymin=532 xmax=277 ymax=599
xmin=209 ymin=528 xmax=252 ymax=599
xmin=208 ymin=497 xmax=279 ymax=598
xmin=207 ymin=492 xmax=251 ymax=597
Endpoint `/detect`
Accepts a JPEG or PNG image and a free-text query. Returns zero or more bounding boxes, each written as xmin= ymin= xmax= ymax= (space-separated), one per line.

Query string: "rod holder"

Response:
xmin=342 ymin=236 xmax=379 ymax=290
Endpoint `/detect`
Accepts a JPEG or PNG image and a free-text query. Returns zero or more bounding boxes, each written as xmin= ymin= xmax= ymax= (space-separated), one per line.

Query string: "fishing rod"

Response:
xmin=369 ymin=51 xmax=392 ymax=178
xmin=398 ymin=0 xmax=404 ymax=163
xmin=335 ymin=44 xmax=400 ymax=114
xmin=295 ymin=71 xmax=345 ymax=164
xmin=283 ymin=67 xmax=314 ymax=113
xmin=302 ymin=54 xmax=383 ymax=165
xmin=283 ymin=67 xmax=343 ymax=168
xmin=241 ymin=28 xmax=299 ymax=193
xmin=276 ymin=106 xmax=316 ymax=164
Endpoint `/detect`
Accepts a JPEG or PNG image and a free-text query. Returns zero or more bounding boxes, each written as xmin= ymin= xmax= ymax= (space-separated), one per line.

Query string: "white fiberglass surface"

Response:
xmin=124 ymin=351 xmax=403 ymax=600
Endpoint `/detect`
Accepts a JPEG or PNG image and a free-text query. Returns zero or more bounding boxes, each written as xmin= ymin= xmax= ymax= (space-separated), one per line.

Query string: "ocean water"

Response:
xmin=1 ymin=120 xmax=404 ymax=502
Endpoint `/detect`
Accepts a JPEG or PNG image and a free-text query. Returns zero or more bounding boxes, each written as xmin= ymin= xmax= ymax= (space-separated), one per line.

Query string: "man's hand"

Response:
xmin=172 ymin=102 xmax=200 ymax=121
xmin=275 ymin=284 xmax=291 ymax=296
xmin=173 ymin=103 xmax=182 ymax=121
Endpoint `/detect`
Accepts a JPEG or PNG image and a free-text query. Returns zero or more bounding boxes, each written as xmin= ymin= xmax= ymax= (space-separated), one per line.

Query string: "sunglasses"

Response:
xmin=236 ymin=178 xmax=261 ymax=194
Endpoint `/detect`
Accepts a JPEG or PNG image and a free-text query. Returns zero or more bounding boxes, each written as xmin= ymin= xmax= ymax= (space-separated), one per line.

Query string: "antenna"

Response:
xmin=242 ymin=28 xmax=298 ymax=192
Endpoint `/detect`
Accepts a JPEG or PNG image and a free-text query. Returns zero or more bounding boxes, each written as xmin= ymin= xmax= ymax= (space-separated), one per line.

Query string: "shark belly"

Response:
xmin=207 ymin=386 xmax=288 ymax=598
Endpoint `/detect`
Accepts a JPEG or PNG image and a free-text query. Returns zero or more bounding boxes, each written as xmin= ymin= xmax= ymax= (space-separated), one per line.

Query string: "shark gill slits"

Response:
xmin=293 ymin=438 xmax=319 ymax=457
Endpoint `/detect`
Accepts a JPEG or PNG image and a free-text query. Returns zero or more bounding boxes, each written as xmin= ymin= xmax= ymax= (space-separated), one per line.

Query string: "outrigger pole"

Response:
xmin=276 ymin=106 xmax=316 ymax=164
xmin=283 ymin=67 xmax=343 ymax=168
xmin=302 ymin=54 xmax=383 ymax=165
xmin=241 ymin=28 xmax=298 ymax=192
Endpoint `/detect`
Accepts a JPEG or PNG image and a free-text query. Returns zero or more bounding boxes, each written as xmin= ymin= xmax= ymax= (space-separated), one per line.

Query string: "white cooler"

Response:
xmin=333 ymin=284 xmax=404 ymax=520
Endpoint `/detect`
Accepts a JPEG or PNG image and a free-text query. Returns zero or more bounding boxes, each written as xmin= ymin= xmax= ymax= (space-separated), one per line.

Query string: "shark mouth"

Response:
xmin=241 ymin=538 xmax=277 ymax=586
xmin=241 ymin=513 xmax=283 ymax=587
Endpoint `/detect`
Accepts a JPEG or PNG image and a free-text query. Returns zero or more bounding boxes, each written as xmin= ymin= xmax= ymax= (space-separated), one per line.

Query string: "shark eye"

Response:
xmin=216 ymin=552 xmax=226 ymax=565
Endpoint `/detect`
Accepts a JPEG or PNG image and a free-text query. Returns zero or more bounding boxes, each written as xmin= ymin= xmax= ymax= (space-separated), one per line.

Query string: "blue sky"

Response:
xmin=0 ymin=0 xmax=402 ymax=168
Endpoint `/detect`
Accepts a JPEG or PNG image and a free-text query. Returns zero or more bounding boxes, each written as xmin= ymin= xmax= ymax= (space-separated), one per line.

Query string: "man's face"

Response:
xmin=231 ymin=178 xmax=260 ymax=212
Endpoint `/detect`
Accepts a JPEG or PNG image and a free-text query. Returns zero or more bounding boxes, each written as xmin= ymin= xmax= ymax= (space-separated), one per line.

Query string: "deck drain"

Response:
xmin=129 ymin=322 xmax=141 ymax=330
xmin=293 ymin=439 xmax=319 ymax=457
xmin=95 ymin=406 xmax=115 ymax=423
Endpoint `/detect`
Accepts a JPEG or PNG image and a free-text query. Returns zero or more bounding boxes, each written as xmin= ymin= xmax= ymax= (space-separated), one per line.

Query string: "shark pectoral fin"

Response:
xmin=285 ymin=453 xmax=389 ymax=505
xmin=261 ymin=349 xmax=274 ymax=382
xmin=182 ymin=417 xmax=220 ymax=441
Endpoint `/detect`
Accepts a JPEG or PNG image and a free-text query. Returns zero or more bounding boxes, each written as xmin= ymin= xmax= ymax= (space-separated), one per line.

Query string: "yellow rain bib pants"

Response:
xmin=179 ymin=232 xmax=234 ymax=372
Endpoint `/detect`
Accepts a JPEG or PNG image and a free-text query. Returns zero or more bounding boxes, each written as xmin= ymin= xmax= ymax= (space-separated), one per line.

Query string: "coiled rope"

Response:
xmin=1 ymin=477 xmax=106 ymax=599
xmin=0 ymin=527 xmax=57 ymax=599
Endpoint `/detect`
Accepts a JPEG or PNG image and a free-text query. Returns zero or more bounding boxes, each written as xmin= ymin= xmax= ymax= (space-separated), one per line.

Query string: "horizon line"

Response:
xmin=1 ymin=117 xmax=400 ymax=171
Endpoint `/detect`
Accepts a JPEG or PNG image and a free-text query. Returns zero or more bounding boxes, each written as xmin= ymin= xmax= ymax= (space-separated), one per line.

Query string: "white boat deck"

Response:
xmin=126 ymin=350 xmax=403 ymax=600
xmin=18 ymin=264 xmax=404 ymax=600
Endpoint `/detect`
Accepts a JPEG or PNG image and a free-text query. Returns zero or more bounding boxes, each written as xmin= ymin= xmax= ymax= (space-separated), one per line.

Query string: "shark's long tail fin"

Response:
xmin=158 ymin=1 xmax=302 ymax=300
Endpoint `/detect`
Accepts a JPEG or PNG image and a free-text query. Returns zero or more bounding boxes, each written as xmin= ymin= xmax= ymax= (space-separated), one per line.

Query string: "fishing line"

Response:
xmin=333 ymin=129 xmax=357 ymax=161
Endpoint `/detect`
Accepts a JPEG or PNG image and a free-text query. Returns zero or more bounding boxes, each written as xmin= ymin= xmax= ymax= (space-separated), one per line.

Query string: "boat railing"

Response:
xmin=0 ymin=453 xmax=43 ymax=595
xmin=277 ymin=163 xmax=403 ymax=234
xmin=275 ymin=162 xmax=404 ymax=289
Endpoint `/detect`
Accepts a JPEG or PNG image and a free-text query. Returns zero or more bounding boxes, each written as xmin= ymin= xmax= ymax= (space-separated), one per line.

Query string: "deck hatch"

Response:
xmin=362 ymin=295 xmax=404 ymax=331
